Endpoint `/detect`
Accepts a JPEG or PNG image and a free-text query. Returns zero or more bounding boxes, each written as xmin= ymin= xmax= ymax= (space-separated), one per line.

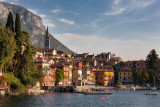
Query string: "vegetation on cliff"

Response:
xmin=0 ymin=12 xmax=44 ymax=92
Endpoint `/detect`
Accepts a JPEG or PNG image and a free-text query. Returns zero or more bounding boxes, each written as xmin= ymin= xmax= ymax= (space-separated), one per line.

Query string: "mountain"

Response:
xmin=0 ymin=2 xmax=74 ymax=54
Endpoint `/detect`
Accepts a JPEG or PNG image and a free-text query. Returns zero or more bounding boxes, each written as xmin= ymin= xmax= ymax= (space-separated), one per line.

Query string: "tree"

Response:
xmin=32 ymin=70 xmax=45 ymax=83
xmin=5 ymin=11 xmax=14 ymax=32
xmin=56 ymin=69 xmax=66 ymax=84
xmin=15 ymin=13 xmax=21 ymax=39
xmin=147 ymin=69 xmax=158 ymax=83
xmin=115 ymin=80 xmax=123 ymax=86
xmin=141 ymin=70 xmax=149 ymax=83
xmin=133 ymin=70 xmax=149 ymax=83
xmin=0 ymin=25 xmax=16 ymax=71
xmin=13 ymin=31 xmax=37 ymax=86
xmin=146 ymin=49 xmax=159 ymax=71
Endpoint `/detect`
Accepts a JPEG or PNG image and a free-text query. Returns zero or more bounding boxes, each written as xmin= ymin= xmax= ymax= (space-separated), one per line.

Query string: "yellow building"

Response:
xmin=94 ymin=69 xmax=114 ymax=86
xmin=34 ymin=57 xmax=50 ymax=86
xmin=118 ymin=67 xmax=133 ymax=83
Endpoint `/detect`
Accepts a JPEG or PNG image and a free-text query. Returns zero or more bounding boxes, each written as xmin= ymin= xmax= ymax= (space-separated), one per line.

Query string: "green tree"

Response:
xmin=14 ymin=31 xmax=37 ymax=86
xmin=32 ymin=70 xmax=45 ymax=83
xmin=147 ymin=69 xmax=158 ymax=82
xmin=141 ymin=70 xmax=149 ymax=83
xmin=56 ymin=69 xmax=66 ymax=84
xmin=5 ymin=11 xmax=14 ymax=32
xmin=146 ymin=49 xmax=159 ymax=71
xmin=133 ymin=70 xmax=149 ymax=83
xmin=15 ymin=13 xmax=21 ymax=39
xmin=115 ymin=80 xmax=123 ymax=86
xmin=0 ymin=25 xmax=16 ymax=71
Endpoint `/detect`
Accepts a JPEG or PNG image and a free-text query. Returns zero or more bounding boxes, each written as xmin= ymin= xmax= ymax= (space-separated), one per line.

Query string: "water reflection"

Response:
xmin=0 ymin=91 xmax=160 ymax=107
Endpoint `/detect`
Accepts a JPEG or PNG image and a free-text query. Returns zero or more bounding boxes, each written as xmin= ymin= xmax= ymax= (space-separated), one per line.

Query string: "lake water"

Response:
xmin=0 ymin=90 xmax=160 ymax=107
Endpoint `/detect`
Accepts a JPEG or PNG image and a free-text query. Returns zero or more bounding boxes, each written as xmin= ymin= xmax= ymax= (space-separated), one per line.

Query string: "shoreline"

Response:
xmin=1 ymin=86 xmax=159 ymax=97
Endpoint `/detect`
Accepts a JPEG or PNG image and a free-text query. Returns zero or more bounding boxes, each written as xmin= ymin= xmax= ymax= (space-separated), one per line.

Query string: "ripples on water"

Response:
xmin=0 ymin=90 xmax=160 ymax=107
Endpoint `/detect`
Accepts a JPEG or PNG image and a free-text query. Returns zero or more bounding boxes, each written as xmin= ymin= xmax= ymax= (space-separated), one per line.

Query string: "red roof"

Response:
xmin=0 ymin=85 xmax=10 ymax=89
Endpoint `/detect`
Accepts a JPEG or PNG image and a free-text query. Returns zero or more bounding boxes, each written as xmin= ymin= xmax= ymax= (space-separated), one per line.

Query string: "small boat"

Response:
xmin=146 ymin=91 xmax=159 ymax=95
xmin=83 ymin=92 xmax=112 ymax=95
xmin=151 ymin=87 xmax=157 ymax=91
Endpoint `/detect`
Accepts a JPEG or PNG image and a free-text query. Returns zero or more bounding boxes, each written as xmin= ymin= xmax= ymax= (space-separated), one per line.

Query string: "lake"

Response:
xmin=0 ymin=90 xmax=160 ymax=107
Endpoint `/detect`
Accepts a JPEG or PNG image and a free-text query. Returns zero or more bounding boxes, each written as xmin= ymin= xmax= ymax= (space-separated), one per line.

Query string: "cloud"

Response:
xmin=105 ymin=0 xmax=157 ymax=16
xmin=57 ymin=18 xmax=75 ymax=25
xmin=54 ymin=33 xmax=149 ymax=60
xmin=51 ymin=9 xmax=79 ymax=15
xmin=105 ymin=7 xmax=125 ymax=16
xmin=39 ymin=14 xmax=46 ymax=18
xmin=54 ymin=33 xmax=160 ymax=61
xmin=96 ymin=18 xmax=151 ymax=35
xmin=52 ymin=9 xmax=61 ymax=14
xmin=28 ymin=9 xmax=38 ymax=15
xmin=43 ymin=19 xmax=55 ymax=28
xmin=0 ymin=0 xmax=7 ymax=1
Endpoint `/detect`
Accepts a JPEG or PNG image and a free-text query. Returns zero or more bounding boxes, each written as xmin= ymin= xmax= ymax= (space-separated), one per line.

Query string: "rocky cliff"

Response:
xmin=0 ymin=2 xmax=74 ymax=54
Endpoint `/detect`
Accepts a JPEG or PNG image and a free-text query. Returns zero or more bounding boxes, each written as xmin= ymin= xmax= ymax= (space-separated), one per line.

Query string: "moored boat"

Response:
xmin=146 ymin=91 xmax=159 ymax=95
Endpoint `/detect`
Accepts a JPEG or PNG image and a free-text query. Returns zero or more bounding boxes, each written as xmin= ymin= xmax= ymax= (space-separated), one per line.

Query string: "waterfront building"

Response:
xmin=118 ymin=67 xmax=133 ymax=84
xmin=51 ymin=63 xmax=69 ymax=86
xmin=41 ymin=67 xmax=55 ymax=86
xmin=72 ymin=69 xmax=83 ymax=86
xmin=34 ymin=57 xmax=55 ymax=86
xmin=93 ymin=68 xmax=114 ymax=86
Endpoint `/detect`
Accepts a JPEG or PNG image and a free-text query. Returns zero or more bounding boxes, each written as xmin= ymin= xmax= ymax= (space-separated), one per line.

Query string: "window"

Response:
xmin=124 ymin=73 xmax=125 ymax=75
xmin=128 ymin=73 xmax=130 ymax=75
xmin=101 ymin=77 xmax=103 ymax=80
xmin=120 ymin=76 xmax=121 ymax=79
xmin=38 ymin=65 xmax=42 ymax=70
xmin=120 ymin=73 xmax=121 ymax=75
xmin=128 ymin=76 xmax=130 ymax=79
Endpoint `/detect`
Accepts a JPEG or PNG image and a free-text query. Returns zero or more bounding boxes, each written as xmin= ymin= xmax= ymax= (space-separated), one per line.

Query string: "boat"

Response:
xmin=83 ymin=92 xmax=112 ymax=95
xmin=83 ymin=90 xmax=112 ymax=95
xmin=146 ymin=91 xmax=159 ymax=95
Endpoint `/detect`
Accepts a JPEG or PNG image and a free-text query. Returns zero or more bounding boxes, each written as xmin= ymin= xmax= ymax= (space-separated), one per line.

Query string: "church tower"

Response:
xmin=44 ymin=27 xmax=50 ymax=49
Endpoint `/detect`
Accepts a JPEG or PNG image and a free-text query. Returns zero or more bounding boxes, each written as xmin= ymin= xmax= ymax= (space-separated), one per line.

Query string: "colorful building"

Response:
xmin=34 ymin=57 xmax=55 ymax=87
xmin=41 ymin=68 xmax=55 ymax=86
xmin=118 ymin=67 xmax=133 ymax=83
xmin=51 ymin=63 xmax=69 ymax=86
xmin=94 ymin=69 xmax=114 ymax=86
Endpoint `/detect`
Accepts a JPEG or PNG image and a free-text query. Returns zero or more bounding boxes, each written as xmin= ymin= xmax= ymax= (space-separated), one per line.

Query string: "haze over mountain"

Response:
xmin=0 ymin=1 xmax=74 ymax=54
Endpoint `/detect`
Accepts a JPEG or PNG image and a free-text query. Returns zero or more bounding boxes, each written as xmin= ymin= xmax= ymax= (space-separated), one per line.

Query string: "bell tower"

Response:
xmin=44 ymin=26 xmax=50 ymax=49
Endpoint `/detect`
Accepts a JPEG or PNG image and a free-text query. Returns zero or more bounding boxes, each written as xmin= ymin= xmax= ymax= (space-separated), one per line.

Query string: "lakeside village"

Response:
xmin=1 ymin=12 xmax=160 ymax=96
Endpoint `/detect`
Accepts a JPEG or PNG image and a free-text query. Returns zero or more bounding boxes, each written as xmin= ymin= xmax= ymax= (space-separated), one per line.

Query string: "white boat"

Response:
xmin=146 ymin=91 xmax=159 ymax=95
xmin=151 ymin=87 xmax=157 ymax=91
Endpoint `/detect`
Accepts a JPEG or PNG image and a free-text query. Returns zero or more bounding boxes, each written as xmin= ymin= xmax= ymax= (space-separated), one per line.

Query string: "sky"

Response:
xmin=1 ymin=0 xmax=160 ymax=61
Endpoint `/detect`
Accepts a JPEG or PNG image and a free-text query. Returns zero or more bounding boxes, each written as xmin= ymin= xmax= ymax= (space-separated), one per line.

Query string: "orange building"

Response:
xmin=34 ymin=57 xmax=55 ymax=87
xmin=94 ymin=69 xmax=114 ymax=86
xmin=118 ymin=67 xmax=133 ymax=83
xmin=41 ymin=68 xmax=55 ymax=86
xmin=51 ymin=63 xmax=69 ymax=86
